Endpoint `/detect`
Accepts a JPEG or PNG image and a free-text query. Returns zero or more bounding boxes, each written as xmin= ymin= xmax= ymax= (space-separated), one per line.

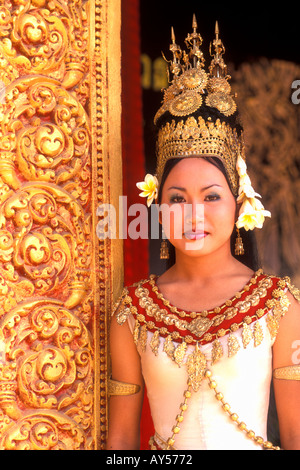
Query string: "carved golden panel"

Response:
xmin=0 ymin=0 xmax=122 ymax=449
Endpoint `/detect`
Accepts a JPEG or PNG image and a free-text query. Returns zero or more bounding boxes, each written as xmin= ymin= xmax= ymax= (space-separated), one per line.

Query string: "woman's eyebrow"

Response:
xmin=167 ymin=184 xmax=222 ymax=192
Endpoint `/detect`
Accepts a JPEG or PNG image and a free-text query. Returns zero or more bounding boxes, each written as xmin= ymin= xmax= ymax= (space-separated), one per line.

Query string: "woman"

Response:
xmin=107 ymin=20 xmax=300 ymax=450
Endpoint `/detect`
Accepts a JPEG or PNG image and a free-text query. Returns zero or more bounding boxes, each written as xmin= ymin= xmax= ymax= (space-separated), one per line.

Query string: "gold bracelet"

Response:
xmin=108 ymin=378 xmax=141 ymax=396
xmin=273 ymin=365 xmax=300 ymax=381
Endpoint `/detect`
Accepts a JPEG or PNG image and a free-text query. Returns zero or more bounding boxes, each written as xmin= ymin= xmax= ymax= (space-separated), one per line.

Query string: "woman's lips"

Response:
xmin=184 ymin=231 xmax=208 ymax=240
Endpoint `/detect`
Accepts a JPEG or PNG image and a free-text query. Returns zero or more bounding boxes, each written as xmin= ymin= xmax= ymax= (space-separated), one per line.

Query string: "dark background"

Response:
xmin=140 ymin=2 xmax=300 ymax=65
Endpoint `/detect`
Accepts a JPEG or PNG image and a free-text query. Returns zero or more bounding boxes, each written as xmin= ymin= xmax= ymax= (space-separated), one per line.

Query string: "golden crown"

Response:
xmin=154 ymin=17 xmax=241 ymax=194
xmin=156 ymin=116 xmax=243 ymax=195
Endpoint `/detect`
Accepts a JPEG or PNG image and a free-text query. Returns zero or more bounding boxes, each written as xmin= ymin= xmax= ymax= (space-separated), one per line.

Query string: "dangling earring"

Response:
xmin=235 ymin=227 xmax=244 ymax=256
xmin=160 ymin=228 xmax=169 ymax=260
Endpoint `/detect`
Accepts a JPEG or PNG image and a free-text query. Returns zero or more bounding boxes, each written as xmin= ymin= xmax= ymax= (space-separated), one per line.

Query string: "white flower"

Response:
xmin=237 ymin=174 xmax=261 ymax=202
xmin=136 ymin=174 xmax=158 ymax=207
xmin=236 ymin=153 xmax=271 ymax=230
xmin=236 ymin=198 xmax=271 ymax=231
xmin=236 ymin=154 xmax=247 ymax=176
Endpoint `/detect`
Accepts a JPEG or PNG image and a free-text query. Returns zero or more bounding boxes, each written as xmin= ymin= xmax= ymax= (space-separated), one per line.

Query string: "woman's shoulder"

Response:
xmin=264 ymin=271 xmax=300 ymax=302
xmin=112 ymin=275 xmax=155 ymax=324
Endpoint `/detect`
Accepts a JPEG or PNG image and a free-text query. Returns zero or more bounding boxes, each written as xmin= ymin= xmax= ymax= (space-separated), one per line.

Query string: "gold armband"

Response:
xmin=273 ymin=365 xmax=300 ymax=381
xmin=108 ymin=378 xmax=141 ymax=396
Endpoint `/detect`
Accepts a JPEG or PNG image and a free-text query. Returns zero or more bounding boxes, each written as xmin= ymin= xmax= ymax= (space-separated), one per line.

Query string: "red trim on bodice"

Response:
xmin=126 ymin=273 xmax=282 ymax=345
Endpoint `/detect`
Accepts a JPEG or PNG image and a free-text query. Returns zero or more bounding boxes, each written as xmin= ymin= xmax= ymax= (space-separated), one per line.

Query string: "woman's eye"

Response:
xmin=169 ymin=195 xmax=185 ymax=203
xmin=205 ymin=193 xmax=221 ymax=202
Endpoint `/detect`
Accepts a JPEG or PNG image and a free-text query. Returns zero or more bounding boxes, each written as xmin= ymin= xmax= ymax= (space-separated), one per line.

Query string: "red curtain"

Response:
xmin=121 ymin=0 xmax=154 ymax=450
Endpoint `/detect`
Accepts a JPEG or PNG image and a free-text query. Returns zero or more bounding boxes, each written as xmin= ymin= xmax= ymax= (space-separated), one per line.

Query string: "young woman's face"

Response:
xmin=159 ymin=158 xmax=237 ymax=257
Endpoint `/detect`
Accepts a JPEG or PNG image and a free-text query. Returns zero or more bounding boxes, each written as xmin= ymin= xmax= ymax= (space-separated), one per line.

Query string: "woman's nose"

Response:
xmin=184 ymin=203 xmax=204 ymax=230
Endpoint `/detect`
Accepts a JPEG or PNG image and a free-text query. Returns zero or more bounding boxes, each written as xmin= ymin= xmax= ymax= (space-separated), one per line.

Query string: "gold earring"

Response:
xmin=160 ymin=229 xmax=169 ymax=260
xmin=235 ymin=228 xmax=244 ymax=256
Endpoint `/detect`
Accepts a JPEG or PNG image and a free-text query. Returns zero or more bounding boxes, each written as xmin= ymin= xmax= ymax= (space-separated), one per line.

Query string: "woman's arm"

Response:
xmin=106 ymin=314 xmax=145 ymax=450
xmin=273 ymin=292 xmax=300 ymax=450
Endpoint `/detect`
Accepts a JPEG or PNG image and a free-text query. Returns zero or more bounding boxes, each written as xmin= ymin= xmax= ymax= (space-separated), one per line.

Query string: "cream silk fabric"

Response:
xmin=128 ymin=315 xmax=274 ymax=450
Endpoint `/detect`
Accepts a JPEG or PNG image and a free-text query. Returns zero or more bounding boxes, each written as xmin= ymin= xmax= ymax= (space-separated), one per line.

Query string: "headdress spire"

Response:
xmin=209 ymin=21 xmax=227 ymax=77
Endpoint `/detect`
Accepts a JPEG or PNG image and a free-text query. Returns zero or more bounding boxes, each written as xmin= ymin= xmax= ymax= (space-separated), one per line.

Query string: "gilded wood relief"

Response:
xmin=0 ymin=0 xmax=120 ymax=449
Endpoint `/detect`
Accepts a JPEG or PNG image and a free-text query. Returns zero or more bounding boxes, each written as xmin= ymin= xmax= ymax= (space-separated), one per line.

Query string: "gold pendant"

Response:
xmin=211 ymin=339 xmax=223 ymax=365
xmin=266 ymin=313 xmax=279 ymax=339
xmin=228 ymin=333 xmax=240 ymax=357
xmin=150 ymin=330 xmax=160 ymax=356
xmin=188 ymin=317 xmax=213 ymax=337
xmin=174 ymin=341 xmax=187 ymax=367
xmin=133 ymin=320 xmax=140 ymax=346
xmin=253 ymin=321 xmax=263 ymax=347
xmin=163 ymin=335 xmax=175 ymax=358
xmin=242 ymin=322 xmax=253 ymax=349
xmin=186 ymin=343 xmax=207 ymax=392
xmin=139 ymin=324 xmax=148 ymax=352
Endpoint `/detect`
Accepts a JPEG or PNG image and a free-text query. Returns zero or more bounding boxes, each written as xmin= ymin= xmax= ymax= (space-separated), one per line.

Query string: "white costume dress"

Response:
xmin=115 ymin=270 xmax=294 ymax=450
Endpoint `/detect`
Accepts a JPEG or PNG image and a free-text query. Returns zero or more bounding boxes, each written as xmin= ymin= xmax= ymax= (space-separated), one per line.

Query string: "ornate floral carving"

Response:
xmin=0 ymin=0 xmax=101 ymax=450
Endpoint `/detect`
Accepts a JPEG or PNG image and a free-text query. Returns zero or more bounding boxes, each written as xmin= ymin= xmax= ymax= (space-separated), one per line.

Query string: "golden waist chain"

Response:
xmin=149 ymin=362 xmax=280 ymax=451
xmin=150 ymin=364 xmax=300 ymax=450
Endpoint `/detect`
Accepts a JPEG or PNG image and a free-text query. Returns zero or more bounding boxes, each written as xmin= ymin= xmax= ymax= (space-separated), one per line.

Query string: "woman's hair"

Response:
xmin=156 ymin=101 xmax=244 ymax=138
xmin=157 ymin=156 xmax=261 ymax=272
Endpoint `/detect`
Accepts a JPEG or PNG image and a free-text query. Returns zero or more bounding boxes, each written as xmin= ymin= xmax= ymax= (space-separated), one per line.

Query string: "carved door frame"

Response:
xmin=0 ymin=0 xmax=122 ymax=450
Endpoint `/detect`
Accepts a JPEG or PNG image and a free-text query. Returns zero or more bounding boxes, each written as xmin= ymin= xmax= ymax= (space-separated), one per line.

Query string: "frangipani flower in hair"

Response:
xmin=136 ymin=174 xmax=158 ymax=207
xmin=236 ymin=154 xmax=271 ymax=231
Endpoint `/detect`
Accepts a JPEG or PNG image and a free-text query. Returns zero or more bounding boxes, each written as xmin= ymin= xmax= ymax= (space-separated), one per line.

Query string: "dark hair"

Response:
xmin=155 ymin=100 xmax=244 ymax=138
xmin=157 ymin=157 xmax=261 ymax=272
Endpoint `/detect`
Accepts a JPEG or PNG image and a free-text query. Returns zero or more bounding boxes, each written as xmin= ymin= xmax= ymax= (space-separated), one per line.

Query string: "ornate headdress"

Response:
xmin=137 ymin=17 xmax=270 ymax=231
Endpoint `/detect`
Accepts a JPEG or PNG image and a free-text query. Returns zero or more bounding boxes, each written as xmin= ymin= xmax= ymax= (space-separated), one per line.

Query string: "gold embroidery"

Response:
xmin=173 ymin=342 xmax=187 ymax=367
xmin=133 ymin=276 xmax=275 ymax=352
xmin=273 ymin=365 xmax=300 ymax=381
xmin=150 ymin=330 xmax=160 ymax=356
xmin=284 ymin=277 xmax=300 ymax=303
xmin=133 ymin=320 xmax=139 ymax=345
xmin=211 ymin=339 xmax=223 ymax=365
xmin=108 ymin=379 xmax=141 ymax=396
xmin=186 ymin=344 xmax=207 ymax=392
xmin=228 ymin=333 xmax=240 ymax=357
xmin=149 ymin=269 xmax=263 ymax=318
xmin=139 ymin=325 xmax=148 ymax=353
xmin=163 ymin=335 xmax=176 ymax=358
xmin=187 ymin=317 xmax=213 ymax=336
xmin=113 ymin=287 xmax=132 ymax=325
xmin=242 ymin=322 xmax=253 ymax=349
xmin=253 ymin=322 xmax=264 ymax=347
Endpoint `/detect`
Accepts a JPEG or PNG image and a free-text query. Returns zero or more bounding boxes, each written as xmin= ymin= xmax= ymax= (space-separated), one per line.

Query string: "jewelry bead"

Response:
xmin=238 ymin=422 xmax=247 ymax=431
xmin=176 ymin=415 xmax=184 ymax=423
xmin=230 ymin=413 xmax=239 ymax=422
xmin=255 ymin=436 xmax=263 ymax=444
xmin=209 ymin=380 xmax=217 ymax=389
xmin=184 ymin=390 xmax=192 ymax=398
xmin=205 ymin=370 xmax=212 ymax=378
xmin=172 ymin=426 xmax=180 ymax=434
xmin=216 ymin=392 xmax=224 ymax=401
xmin=263 ymin=441 xmax=273 ymax=450
xmin=167 ymin=438 xmax=175 ymax=447
xmin=180 ymin=403 xmax=188 ymax=411
xmin=222 ymin=403 xmax=230 ymax=412
xmin=247 ymin=430 xmax=255 ymax=439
